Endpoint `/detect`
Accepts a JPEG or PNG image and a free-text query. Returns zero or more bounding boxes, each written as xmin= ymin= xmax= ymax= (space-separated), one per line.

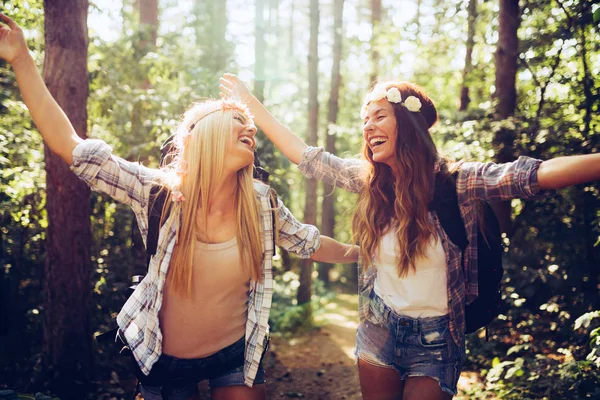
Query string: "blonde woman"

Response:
xmin=0 ymin=14 xmax=358 ymax=400
xmin=220 ymin=73 xmax=600 ymax=400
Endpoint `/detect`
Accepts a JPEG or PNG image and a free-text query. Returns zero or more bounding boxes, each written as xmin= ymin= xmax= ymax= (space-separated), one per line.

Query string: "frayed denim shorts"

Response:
xmin=355 ymin=292 xmax=464 ymax=396
xmin=139 ymin=337 xmax=266 ymax=400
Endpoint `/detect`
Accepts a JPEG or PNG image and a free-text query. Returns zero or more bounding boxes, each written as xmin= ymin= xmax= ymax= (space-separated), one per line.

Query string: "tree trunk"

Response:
xmin=136 ymin=0 xmax=158 ymax=90
xmin=298 ymin=0 xmax=319 ymax=306
xmin=138 ymin=0 xmax=158 ymax=53
xmin=494 ymin=0 xmax=519 ymax=119
xmin=42 ymin=1 xmax=93 ymax=398
xmin=492 ymin=0 xmax=520 ymax=235
xmin=459 ymin=0 xmax=477 ymax=111
xmin=255 ymin=0 xmax=266 ymax=104
xmin=319 ymin=0 xmax=344 ymax=287
xmin=415 ymin=0 xmax=422 ymax=39
xmin=370 ymin=0 xmax=382 ymax=85
xmin=194 ymin=0 xmax=231 ymax=94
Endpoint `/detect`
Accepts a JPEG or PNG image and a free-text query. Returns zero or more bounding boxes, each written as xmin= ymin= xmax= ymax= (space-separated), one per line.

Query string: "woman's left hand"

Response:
xmin=219 ymin=73 xmax=254 ymax=102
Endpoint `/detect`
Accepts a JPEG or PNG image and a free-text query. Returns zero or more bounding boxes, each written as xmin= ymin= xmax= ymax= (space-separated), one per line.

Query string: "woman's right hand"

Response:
xmin=0 ymin=13 xmax=28 ymax=64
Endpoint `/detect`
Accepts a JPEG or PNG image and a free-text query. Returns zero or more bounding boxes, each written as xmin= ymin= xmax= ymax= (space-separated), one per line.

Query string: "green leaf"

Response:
xmin=594 ymin=8 xmax=600 ymax=23
xmin=492 ymin=357 xmax=501 ymax=367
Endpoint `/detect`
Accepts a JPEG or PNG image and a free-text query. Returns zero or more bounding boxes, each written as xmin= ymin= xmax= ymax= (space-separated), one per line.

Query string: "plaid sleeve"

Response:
xmin=456 ymin=156 xmax=546 ymax=204
xmin=298 ymin=146 xmax=366 ymax=194
xmin=69 ymin=139 xmax=158 ymax=212
xmin=275 ymin=197 xmax=321 ymax=258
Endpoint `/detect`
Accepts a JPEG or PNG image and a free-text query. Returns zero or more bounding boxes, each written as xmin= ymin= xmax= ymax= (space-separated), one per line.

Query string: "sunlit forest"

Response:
xmin=0 ymin=0 xmax=599 ymax=399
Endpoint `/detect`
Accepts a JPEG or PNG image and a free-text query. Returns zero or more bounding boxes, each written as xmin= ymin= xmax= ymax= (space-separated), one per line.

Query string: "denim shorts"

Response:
xmin=355 ymin=292 xmax=464 ymax=395
xmin=139 ymin=337 xmax=266 ymax=400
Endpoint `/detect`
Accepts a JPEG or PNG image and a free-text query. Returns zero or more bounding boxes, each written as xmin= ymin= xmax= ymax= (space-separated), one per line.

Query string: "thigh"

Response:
xmin=403 ymin=376 xmax=452 ymax=400
xmin=358 ymin=357 xmax=405 ymax=400
xmin=211 ymin=384 xmax=267 ymax=400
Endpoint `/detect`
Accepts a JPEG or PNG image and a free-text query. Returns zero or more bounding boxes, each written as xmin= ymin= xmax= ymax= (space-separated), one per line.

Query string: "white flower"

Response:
xmin=360 ymin=105 xmax=368 ymax=120
xmin=404 ymin=96 xmax=422 ymax=112
xmin=369 ymin=84 xmax=388 ymax=102
xmin=386 ymin=87 xmax=402 ymax=103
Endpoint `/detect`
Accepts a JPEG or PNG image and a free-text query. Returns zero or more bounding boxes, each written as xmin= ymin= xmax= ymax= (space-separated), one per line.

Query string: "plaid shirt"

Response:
xmin=70 ymin=139 xmax=321 ymax=386
xmin=298 ymin=146 xmax=544 ymax=348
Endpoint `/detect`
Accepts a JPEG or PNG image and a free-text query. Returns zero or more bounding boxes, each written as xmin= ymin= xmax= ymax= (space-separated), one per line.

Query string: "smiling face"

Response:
xmin=362 ymin=99 xmax=399 ymax=170
xmin=224 ymin=110 xmax=258 ymax=174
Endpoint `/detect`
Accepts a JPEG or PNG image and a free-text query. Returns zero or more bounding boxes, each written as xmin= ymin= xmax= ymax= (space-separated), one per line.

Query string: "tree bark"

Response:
xmin=370 ymin=0 xmax=382 ymax=85
xmin=255 ymin=0 xmax=266 ymax=104
xmin=492 ymin=0 xmax=520 ymax=235
xmin=298 ymin=0 xmax=319 ymax=306
xmin=138 ymin=0 xmax=158 ymax=53
xmin=42 ymin=1 xmax=93 ymax=398
xmin=459 ymin=0 xmax=477 ymax=111
xmin=319 ymin=0 xmax=344 ymax=287
xmin=494 ymin=0 xmax=519 ymax=119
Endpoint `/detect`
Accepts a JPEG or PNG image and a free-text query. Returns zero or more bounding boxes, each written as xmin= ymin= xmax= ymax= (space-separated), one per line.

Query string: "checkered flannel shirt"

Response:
xmin=71 ymin=139 xmax=321 ymax=386
xmin=298 ymin=146 xmax=544 ymax=349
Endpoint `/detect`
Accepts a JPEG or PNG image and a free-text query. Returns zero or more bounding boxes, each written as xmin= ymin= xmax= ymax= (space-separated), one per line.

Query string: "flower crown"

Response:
xmin=360 ymin=84 xmax=422 ymax=119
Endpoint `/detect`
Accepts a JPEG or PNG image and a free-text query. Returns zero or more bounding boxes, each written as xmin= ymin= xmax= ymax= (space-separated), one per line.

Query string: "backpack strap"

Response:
xmin=268 ymin=189 xmax=278 ymax=251
xmin=146 ymin=185 xmax=169 ymax=268
xmin=430 ymin=170 xmax=469 ymax=253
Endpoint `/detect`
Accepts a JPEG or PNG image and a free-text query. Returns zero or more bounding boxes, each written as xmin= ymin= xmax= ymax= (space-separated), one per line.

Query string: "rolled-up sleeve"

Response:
xmin=456 ymin=156 xmax=546 ymax=204
xmin=298 ymin=146 xmax=365 ymax=194
xmin=70 ymin=139 xmax=158 ymax=212
xmin=275 ymin=197 xmax=321 ymax=259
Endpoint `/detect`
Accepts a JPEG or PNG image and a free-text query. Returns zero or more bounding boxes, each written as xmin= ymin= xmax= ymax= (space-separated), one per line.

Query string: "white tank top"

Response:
xmin=373 ymin=229 xmax=449 ymax=318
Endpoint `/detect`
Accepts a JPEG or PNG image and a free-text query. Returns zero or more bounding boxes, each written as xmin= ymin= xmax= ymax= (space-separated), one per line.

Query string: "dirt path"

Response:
xmin=262 ymin=294 xmax=362 ymax=400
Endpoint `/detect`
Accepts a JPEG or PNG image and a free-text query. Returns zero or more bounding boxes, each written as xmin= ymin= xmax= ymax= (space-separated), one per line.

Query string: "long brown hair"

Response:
xmin=353 ymin=82 xmax=440 ymax=277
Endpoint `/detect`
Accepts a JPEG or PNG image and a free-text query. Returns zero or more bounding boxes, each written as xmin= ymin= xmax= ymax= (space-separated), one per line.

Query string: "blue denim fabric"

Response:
xmin=355 ymin=293 xmax=464 ymax=396
xmin=139 ymin=337 xmax=266 ymax=400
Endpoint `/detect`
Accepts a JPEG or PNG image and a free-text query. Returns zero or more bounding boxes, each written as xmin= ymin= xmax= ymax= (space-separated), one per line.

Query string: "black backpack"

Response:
xmin=429 ymin=170 xmax=505 ymax=335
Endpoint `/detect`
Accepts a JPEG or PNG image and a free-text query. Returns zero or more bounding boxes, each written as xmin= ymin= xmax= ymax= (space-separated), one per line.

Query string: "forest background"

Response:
xmin=0 ymin=0 xmax=599 ymax=399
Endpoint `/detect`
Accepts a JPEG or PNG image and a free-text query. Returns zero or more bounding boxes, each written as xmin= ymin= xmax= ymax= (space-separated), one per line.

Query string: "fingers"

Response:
xmin=219 ymin=83 xmax=232 ymax=95
xmin=0 ymin=13 xmax=18 ymax=30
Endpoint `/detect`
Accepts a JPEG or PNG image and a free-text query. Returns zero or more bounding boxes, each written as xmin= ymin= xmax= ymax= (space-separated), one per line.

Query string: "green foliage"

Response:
xmin=1 ymin=0 xmax=599 ymax=398
xmin=270 ymin=268 xmax=333 ymax=335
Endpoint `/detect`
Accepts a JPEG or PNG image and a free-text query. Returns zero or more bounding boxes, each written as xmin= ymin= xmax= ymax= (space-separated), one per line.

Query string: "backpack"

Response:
xmin=430 ymin=169 xmax=505 ymax=335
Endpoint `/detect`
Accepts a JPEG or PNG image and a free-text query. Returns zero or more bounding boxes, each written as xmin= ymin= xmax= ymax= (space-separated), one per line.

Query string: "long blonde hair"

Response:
xmin=352 ymin=82 xmax=440 ymax=277
xmin=157 ymin=101 xmax=263 ymax=296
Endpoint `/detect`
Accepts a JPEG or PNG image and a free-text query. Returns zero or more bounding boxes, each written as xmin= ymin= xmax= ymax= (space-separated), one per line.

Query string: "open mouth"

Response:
xmin=238 ymin=136 xmax=255 ymax=149
xmin=369 ymin=137 xmax=388 ymax=149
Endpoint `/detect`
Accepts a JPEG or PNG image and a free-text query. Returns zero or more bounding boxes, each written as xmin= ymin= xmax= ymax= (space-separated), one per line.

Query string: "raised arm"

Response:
xmin=537 ymin=154 xmax=600 ymax=190
xmin=0 ymin=13 xmax=81 ymax=165
xmin=219 ymin=73 xmax=306 ymax=164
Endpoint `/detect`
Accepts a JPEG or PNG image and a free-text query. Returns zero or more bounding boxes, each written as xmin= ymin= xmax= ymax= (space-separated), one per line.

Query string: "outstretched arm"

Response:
xmin=0 ymin=13 xmax=81 ymax=165
xmin=219 ymin=73 xmax=306 ymax=164
xmin=311 ymin=236 xmax=359 ymax=264
xmin=537 ymin=154 xmax=600 ymax=190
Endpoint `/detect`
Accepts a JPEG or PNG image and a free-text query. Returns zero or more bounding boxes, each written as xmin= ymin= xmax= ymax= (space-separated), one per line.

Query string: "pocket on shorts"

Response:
xmin=418 ymin=324 xmax=449 ymax=349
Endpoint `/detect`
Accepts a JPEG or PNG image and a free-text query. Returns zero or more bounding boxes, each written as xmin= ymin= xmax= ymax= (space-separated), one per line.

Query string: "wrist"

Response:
xmin=10 ymin=49 xmax=33 ymax=69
